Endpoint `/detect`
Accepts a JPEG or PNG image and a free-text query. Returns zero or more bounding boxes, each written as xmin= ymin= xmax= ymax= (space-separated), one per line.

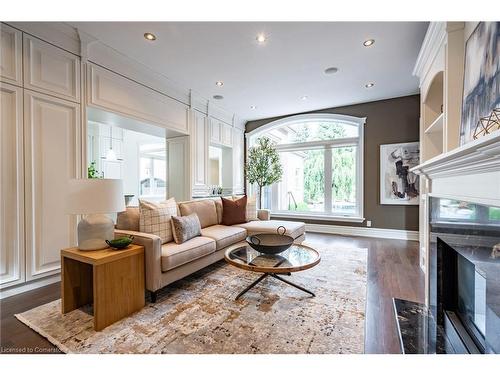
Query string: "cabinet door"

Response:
xmin=24 ymin=90 xmax=80 ymax=280
xmin=222 ymin=123 xmax=233 ymax=147
xmin=0 ymin=83 xmax=25 ymax=288
xmin=0 ymin=24 xmax=22 ymax=86
xmin=88 ymin=64 xmax=188 ymax=133
xmin=232 ymin=128 xmax=245 ymax=194
xmin=191 ymin=110 xmax=208 ymax=193
xmin=210 ymin=118 xmax=221 ymax=144
xmin=23 ymin=35 xmax=81 ymax=102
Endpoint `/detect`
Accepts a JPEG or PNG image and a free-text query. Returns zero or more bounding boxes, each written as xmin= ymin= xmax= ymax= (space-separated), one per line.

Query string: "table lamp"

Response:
xmin=67 ymin=179 xmax=125 ymax=250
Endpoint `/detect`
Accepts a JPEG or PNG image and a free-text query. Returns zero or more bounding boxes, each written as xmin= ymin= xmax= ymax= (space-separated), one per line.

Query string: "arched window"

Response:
xmin=247 ymin=113 xmax=365 ymax=221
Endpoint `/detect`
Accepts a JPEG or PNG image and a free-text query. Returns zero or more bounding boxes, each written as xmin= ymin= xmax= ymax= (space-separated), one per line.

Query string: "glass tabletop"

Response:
xmin=225 ymin=244 xmax=320 ymax=273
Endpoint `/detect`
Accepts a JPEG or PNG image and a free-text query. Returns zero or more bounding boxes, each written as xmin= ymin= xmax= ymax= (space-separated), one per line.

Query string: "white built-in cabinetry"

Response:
xmin=0 ymin=83 xmax=25 ymax=288
xmin=1 ymin=24 xmax=81 ymax=290
xmin=87 ymin=64 xmax=189 ymax=134
xmin=413 ymin=22 xmax=468 ymax=273
xmin=0 ymin=24 xmax=22 ymax=86
xmin=24 ymin=90 xmax=80 ymax=280
xmin=190 ymin=110 xmax=209 ymax=196
xmin=210 ymin=117 xmax=233 ymax=147
xmin=23 ymin=34 xmax=81 ymax=102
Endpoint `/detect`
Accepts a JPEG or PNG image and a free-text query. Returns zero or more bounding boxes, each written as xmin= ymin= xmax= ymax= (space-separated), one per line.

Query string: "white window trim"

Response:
xmin=246 ymin=113 xmax=366 ymax=223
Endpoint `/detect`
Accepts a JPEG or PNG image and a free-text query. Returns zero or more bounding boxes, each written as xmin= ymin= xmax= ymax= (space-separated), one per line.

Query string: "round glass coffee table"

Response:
xmin=224 ymin=243 xmax=321 ymax=300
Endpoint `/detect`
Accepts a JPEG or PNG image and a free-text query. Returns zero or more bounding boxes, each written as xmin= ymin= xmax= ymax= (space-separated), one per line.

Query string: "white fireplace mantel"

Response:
xmin=411 ymin=130 xmax=500 ymax=305
xmin=411 ymin=131 xmax=500 ymax=208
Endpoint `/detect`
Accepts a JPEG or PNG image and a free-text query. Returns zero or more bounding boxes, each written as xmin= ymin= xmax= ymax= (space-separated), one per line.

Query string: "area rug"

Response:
xmin=15 ymin=244 xmax=367 ymax=354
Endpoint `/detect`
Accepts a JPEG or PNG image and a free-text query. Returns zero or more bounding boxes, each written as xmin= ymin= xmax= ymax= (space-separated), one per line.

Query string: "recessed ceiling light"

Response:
xmin=365 ymin=83 xmax=374 ymax=88
xmin=213 ymin=95 xmax=224 ymax=100
xmin=256 ymin=34 xmax=267 ymax=43
xmin=215 ymin=81 xmax=224 ymax=87
xmin=250 ymin=105 xmax=257 ymax=110
xmin=144 ymin=33 xmax=157 ymax=41
xmin=363 ymin=39 xmax=375 ymax=47
xmin=324 ymin=67 xmax=339 ymax=75
xmin=301 ymin=96 xmax=308 ymax=100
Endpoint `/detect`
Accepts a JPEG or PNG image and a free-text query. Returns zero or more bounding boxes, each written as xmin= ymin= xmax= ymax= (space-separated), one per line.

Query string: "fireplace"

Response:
xmin=394 ymin=197 xmax=500 ymax=354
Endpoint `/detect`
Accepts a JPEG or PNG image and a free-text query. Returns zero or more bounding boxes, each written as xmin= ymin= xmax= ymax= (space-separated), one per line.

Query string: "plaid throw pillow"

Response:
xmin=139 ymin=198 xmax=177 ymax=244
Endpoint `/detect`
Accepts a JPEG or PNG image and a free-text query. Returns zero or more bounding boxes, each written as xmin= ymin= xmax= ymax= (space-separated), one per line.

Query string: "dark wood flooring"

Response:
xmin=0 ymin=233 xmax=423 ymax=354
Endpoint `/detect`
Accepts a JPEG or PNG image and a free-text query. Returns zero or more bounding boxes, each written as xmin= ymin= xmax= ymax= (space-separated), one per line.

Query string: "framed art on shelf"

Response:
xmin=460 ymin=21 xmax=500 ymax=145
xmin=380 ymin=142 xmax=420 ymax=205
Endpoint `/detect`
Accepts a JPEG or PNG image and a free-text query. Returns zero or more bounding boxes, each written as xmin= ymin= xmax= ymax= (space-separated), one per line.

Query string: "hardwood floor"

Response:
xmin=0 ymin=233 xmax=423 ymax=354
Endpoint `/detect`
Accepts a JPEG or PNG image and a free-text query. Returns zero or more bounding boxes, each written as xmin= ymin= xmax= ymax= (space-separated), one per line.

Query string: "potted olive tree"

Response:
xmin=245 ymin=137 xmax=283 ymax=209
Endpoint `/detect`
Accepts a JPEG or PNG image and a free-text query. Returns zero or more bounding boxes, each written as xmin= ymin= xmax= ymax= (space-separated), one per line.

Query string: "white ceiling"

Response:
xmin=70 ymin=22 xmax=428 ymax=121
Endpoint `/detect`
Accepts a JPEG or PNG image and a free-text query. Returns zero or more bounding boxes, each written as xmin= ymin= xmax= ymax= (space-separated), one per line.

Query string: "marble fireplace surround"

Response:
xmin=400 ymin=131 xmax=500 ymax=353
xmin=411 ymin=130 xmax=500 ymax=302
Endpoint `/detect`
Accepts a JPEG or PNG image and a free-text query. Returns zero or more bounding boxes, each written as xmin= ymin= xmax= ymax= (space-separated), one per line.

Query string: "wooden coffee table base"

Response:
xmin=235 ymin=272 xmax=316 ymax=300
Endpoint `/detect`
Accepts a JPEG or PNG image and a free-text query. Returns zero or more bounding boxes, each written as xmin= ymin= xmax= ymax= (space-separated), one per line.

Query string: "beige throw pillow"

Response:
xmin=171 ymin=214 xmax=201 ymax=244
xmin=116 ymin=206 xmax=140 ymax=231
xmin=233 ymin=195 xmax=258 ymax=221
xmin=139 ymin=198 xmax=177 ymax=244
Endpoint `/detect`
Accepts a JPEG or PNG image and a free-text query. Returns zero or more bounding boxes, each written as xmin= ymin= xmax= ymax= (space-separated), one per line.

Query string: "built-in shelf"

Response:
xmin=424 ymin=113 xmax=444 ymax=134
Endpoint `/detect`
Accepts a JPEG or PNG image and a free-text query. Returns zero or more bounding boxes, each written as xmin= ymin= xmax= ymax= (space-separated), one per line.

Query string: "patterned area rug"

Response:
xmin=15 ymin=244 xmax=367 ymax=354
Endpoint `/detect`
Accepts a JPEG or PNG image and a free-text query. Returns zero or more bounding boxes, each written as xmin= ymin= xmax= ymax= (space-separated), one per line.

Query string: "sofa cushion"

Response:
xmin=201 ymin=225 xmax=247 ymax=250
xmin=178 ymin=200 xmax=218 ymax=229
xmin=221 ymin=196 xmax=247 ymax=225
xmin=233 ymin=220 xmax=305 ymax=239
xmin=171 ymin=213 xmax=201 ymax=244
xmin=116 ymin=206 xmax=140 ymax=231
xmin=161 ymin=236 xmax=216 ymax=272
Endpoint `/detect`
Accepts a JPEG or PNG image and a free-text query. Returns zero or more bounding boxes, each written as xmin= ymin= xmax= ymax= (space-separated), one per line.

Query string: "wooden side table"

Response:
xmin=61 ymin=244 xmax=145 ymax=331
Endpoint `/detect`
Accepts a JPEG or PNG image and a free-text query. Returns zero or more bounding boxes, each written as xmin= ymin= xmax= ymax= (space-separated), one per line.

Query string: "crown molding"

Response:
xmin=413 ymin=22 xmax=446 ymax=83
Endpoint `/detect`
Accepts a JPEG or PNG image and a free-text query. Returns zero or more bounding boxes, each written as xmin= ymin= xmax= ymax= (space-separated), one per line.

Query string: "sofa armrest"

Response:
xmin=115 ymin=229 xmax=163 ymax=292
xmin=257 ymin=209 xmax=271 ymax=221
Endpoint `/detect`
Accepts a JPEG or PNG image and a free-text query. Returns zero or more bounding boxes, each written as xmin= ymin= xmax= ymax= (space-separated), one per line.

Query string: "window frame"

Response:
xmin=246 ymin=113 xmax=366 ymax=222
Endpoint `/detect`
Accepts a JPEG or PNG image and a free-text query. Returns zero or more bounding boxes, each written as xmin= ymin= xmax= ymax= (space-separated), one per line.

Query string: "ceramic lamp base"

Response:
xmin=77 ymin=214 xmax=114 ymax=251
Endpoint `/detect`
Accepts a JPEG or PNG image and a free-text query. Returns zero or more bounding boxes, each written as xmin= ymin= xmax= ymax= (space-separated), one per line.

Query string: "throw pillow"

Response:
xmin=232 ymin=195 xmax=258 ymax=221
xmin=139 ymin=198 xmax=177 ymax=244
xmin=221 ymin=196 xmax=247 ymax=225
xmin=170 ymin=213 xmax=201 ymax=244
xmin=116 ymin=206 xmax=140 ymax=231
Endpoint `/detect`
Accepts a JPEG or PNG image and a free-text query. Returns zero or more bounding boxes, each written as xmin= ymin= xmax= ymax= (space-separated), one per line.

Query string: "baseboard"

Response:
xmin=0 ymin=274 xmax=61 ymax=300
xmin=305 ymin=224 xmax=419 ymax=241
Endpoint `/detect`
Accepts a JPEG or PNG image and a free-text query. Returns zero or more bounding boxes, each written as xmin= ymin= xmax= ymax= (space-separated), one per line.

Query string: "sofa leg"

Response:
xmin=150 ymin=291 xmax=158 ymax=303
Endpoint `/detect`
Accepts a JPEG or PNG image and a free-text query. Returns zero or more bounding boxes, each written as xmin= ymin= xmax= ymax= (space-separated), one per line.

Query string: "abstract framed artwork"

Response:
xmin=460 ymin=21 xmax=500 ymax=145
xmin=380 ymin=142 xmax=420 ymax=205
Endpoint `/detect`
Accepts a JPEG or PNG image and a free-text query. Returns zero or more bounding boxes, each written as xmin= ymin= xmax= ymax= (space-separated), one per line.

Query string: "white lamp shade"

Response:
xmin=66 ymin=179 xmax=125 ymax=215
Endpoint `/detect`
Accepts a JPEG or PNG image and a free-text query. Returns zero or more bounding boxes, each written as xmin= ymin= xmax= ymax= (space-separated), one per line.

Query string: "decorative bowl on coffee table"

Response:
xmin=246 ymin=226 xmax=294 ymax=254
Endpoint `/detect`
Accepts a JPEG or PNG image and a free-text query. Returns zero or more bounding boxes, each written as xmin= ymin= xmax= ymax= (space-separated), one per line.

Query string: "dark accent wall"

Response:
xmin=245 ymin=94 xmax=420 ymax=231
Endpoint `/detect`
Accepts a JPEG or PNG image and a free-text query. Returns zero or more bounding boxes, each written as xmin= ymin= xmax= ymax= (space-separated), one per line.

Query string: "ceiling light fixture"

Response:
xmin=256 ymin=34 xmax=267 ymax=43
xmin=363 ymin=39 xmax=375 ymax=47
xmin=365 ymin=83 xmax=374 ymax=88
xmin=324 ymin=67 xmax=339 ymax=75
xmin=301 ymin=96 xmax=308 ymax=100
xmin=250 ymin=105 xmax=256 ymax=110
xmin=213 ymin=95 xmax=224 ymax=100
xmin=144 ymin=33 xmax=157 ymax=41
xmin=215 ymin=81 xmax=224 ymax=87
